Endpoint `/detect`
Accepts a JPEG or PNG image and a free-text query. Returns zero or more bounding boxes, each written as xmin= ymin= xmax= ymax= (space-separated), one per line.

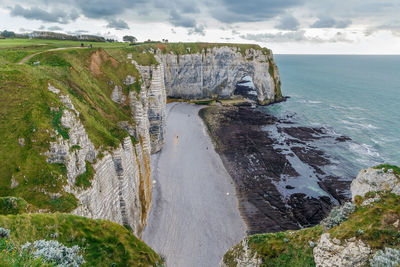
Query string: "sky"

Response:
xmin=0 ymin=0 xmax=400 ymax=54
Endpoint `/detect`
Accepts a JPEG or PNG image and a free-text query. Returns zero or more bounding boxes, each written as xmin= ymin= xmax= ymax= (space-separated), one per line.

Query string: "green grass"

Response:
xmin=0 ymin=197 xmax=29 ymax=215
xmin=0 ymin=39 xmax=129 ymax=64
xmin=51 ymin=108 xmax=69 ymax=139
xmin=329 ymin=193 xmax=400 ymax=249
xmin=223 ymin=227 xmax=322 ymax=267
xmin=373 ymin=164 xmax=400 ymax=176
xmin=0 ymin=237 xmax=51 ymax=267
xmin=75 ymin=162 xmax=95 ymax=189
xmin=0 ymin=213 xmax=162 ymax=266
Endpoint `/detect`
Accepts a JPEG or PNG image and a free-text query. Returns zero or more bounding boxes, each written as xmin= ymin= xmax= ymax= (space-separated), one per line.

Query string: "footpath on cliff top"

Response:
xmin=142 ymin=103 xmax=247 ymax=267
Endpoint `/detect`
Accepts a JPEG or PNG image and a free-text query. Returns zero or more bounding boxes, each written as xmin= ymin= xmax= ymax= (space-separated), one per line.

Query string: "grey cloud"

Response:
xmin=275 ymin=14 xmax=300 ymax=30
xmin=211 ymin=0 xmax=303 ymax=23
xmin=48 ymin=25 xmax=63 ymax=31
xmin=10 ymin=4 xmax=77 ymax=24
xmin=106 ymin=19 xmax=130 ymax=30
xmin=188 ymin=25 xmax=205 ymax=36
xmin=365 ymin=21 xmax=400 ymax=37
xmin=241 ymin=30 xmax=352 ymax=43
xmin=311 ymin=17 xmax=351 ymax=28
xmin=75 ymin=0 xmax=145 ymax=18
xmin=169 ymin=10 xmax=196 ymax=28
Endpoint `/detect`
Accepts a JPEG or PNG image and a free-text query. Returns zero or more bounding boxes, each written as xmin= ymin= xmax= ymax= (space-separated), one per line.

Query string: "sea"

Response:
xmin=265 ymin=55 xmax=400 ymax=178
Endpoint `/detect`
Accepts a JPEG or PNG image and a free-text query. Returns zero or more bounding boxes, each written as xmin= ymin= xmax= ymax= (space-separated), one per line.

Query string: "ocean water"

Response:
xmin=266 ymin=55 xmax=400 ymax=177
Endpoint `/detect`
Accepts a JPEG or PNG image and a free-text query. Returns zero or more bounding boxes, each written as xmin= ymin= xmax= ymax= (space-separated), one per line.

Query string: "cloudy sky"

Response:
xmin=0 ymin=0 xmax=399 ymax=54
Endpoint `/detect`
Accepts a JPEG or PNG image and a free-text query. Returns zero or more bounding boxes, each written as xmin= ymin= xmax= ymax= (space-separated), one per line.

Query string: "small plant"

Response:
xmin=22 ymin=239 xmax=85 ymax=267
xmin=370 ymin=247 xmax=400 ymax=267
xmin=321 ymin=202 xmax=356 ymax=229
xmin=0 ymin=228 xmax=10 ymax=238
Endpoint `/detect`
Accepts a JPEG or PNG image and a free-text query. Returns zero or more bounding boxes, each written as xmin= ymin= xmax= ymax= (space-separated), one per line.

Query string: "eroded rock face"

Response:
xmin=351 ymin=167 xmax=400 ymax=199
xmin=45 ymin=90 xmax=97 ymax=185
xmin=46 ymin=84 xmax=152 ymax=237
xmin=131 ymin=59 xmax=166 ymax=154
xmin=71 ymin=137 xmax=150 ymax=236
xmin=313 ymin=233 xmax=371 ymax=267
xmin=160 ymin=47 xmax=281 ymax=104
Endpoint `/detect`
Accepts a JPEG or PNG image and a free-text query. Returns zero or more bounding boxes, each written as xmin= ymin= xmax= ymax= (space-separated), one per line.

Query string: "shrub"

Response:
xmin=0 ymin=228 xmax=10 ymax=238
xmin=23 ymin=239 xmax=85 ymax=267
xmin=321 ymin=202 xmax=356 ymax=229
xmin=0 ymin=196 xmax=28 ymax=215
xmin=370 ymin=248 xmax=400 ymax=267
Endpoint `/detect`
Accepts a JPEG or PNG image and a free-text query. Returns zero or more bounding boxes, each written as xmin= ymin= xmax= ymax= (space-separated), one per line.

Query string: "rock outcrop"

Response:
xmin=351 ymin=167 xmax=400 ymax=199
xmin=220 ymin=239 xmax=262 ymax=267
xmin=71 ymin=137 xmax=150 ymax=236
xmin=160 ymin=47 xmax=281 ymax=104
xmin=313 ymin=233 xmax=371 ymax=267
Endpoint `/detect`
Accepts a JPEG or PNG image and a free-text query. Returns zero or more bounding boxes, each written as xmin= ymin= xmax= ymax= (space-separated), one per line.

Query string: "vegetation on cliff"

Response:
xmin=0 ymin=44 xmax=139 ymax=212
xmin=222 ymin=165 xmax=400 ymax=267
xmin=0 ymin=213 xmax=162 ymax=266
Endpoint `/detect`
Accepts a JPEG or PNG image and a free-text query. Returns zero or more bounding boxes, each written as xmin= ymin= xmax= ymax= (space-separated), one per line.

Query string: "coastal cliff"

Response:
xmin=159 ymin=46 xmax=282 ymax=104
xmin=0 ymin=43 xmax=282 ymax=239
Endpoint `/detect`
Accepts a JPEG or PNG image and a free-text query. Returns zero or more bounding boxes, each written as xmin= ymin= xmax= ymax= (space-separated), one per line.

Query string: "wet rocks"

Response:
xmin=200 ymin=105 xmax=351 ymax=233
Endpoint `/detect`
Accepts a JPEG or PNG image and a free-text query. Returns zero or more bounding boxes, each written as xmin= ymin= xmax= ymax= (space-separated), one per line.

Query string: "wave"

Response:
xmin=348 ymin=142 xmax=380 ymax=158
xmin=297 ymin=100 xmax=322 ymax=104
xmin=340 ymin=120 xmax=379 ymax=130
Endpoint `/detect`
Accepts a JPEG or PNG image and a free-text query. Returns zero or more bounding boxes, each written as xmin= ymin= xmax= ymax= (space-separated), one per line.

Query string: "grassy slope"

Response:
xmin=0 ymin=39 xmax=128 ymax=64
xmin=0 ymin=213 xmax=161 ymax=266
xmin=223 ymin=191 xmax=400 ymax=267
xmin=0 ymin=46 xmax=140 ymax=212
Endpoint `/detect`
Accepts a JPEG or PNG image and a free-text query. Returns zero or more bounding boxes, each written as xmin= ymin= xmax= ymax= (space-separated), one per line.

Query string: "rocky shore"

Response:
xmin=199 ymin=105 xmax=353 ymax=234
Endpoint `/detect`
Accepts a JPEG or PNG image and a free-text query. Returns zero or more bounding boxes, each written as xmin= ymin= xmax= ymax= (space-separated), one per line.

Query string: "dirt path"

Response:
xmin=18 ymin=47 xmax=85 ymax=64
xmin=142 ymin=103 xmax=247 ymax=267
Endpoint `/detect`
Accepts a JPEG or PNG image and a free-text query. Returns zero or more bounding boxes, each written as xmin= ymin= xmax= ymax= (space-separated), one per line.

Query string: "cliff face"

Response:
xmin=160 ymin=47 xmax=282 ymax=104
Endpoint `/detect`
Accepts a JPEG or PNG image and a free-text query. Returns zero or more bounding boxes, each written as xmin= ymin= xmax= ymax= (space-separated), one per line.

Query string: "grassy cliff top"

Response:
xmin=0 ymin=213 xmax=161 ymax=266
xmin=0 ymin=39 xmax=272 ymax=64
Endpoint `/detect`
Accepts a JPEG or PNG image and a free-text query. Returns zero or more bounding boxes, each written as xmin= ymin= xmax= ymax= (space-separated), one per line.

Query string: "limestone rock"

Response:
xmin=351 ymin=167 xmax=400 ymax=199
xmin=160 ymin=46 xmax=281 ymax=104
xmin=124 ymin=75 xmax=135 ymax=85
xmin=46 ymin=109 xmax=96 ymax=185
xmin=131 ymin=59 xmax=166 ymax=154
xmin=70 ymin=137 xmax=150 ymax=236
xmin=313 ymin=233 xmax=371 ymax=267
xmin=18 ymin=138 xmax=25 ymax=146
xmin=48 ymin=83 xmax=60 ymax=94
xmin=111 ymin=85 xmax=126 ymax=104
xmin=220 ymin=239 xmax=262 ymax=267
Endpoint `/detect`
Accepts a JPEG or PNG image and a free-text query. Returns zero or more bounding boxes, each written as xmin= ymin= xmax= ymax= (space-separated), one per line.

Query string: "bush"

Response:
xmin=0 ymin=228 xmax=10 ymax=238
xmin=0 ymin=196 xmax=28 ymax=215
xmin=321 ymin=202 xmax=356 ymax=229
xmin=23 ymin=240 xmax=85 ymax=267
xmin=370 ymin=247 xmax=400 ymax=267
